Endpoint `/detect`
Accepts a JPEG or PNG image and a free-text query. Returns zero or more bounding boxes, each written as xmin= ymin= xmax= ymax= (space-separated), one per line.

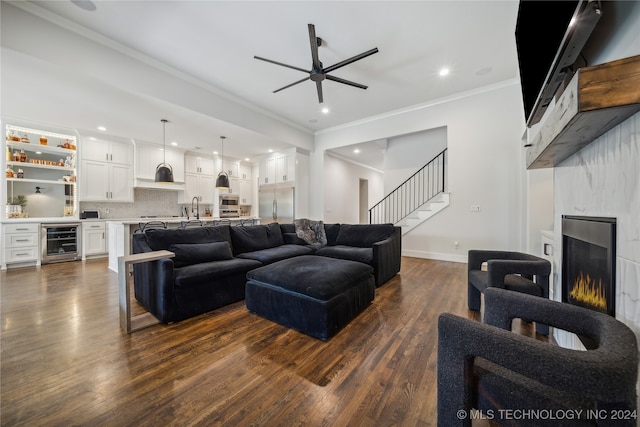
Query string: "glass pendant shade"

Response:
xmin=155 ymin=119 xmax=174 ymax=183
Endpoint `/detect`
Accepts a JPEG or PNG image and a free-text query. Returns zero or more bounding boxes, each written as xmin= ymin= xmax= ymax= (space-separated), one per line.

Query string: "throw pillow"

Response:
xmin=294 ymin=218 xmax=328 ymax=245
xmin=168 ymin=241 xmax=233 ymax=268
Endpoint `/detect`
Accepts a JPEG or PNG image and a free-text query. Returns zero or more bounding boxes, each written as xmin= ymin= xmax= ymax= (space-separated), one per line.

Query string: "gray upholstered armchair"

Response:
xmin=438 ymin=288 xmax=638 ymax=427
xmin=468 ymin=249 xmax=551 ymax=335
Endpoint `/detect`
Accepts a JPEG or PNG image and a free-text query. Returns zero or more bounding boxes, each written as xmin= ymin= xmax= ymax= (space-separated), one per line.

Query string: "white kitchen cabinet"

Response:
xmin=136 ymin=143 xmax=185 ymax=182
xmin=82 ymin=137 xmax=131 ymax=164
xmin=181 ymin=173 xmax=214 ymax=204
xmin=1 ymin=222 xmax=40 ymax=270
xmin=222 ymin=160 xmax=239 ymax=178
xmin=239 ymin=179 xmax=252 ymax=205
xmin=79 ymin=135 xmax=133 ymax=202
xmin=80 ymin=160 xmax=133 ymax=202
xmin=185 ymin=154 xmax=215 ymax=175
xmin=83 ymin=221 xmax=107 ymax=259
xmin=258 ymin=152 xmax=295 ymax=184
xmin=260 ymin=157 xmax=276 ymax=185
xmin=239 ymin=163 xmax=252 ymax=180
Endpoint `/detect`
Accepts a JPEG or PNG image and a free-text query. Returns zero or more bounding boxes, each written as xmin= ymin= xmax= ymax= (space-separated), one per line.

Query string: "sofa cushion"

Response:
xmin=145 ymin=225 xmax=231 ymax=251
xmin=236 ymin=244 xmax=314 ymax=265
xmin=283 ymin=232 xmax=308 ymax=245
xmin=168 ymin=241 xmax=233 ymax=268
xmin=230 ymin=223 xmax=284 ymax=255
xmin=174 ymin=258 xmax=262 ymax=289
xmin=335 ymin=223 xmax=395 ymax=248
xmin=315 ymin=245 xmax=373 ymax=265
xmin=247 ymin=255 xmax=374 ymax=301
xmin=324 ymin=223 xmax=341 ymax=246
xmin=279 ymin=223 xmax=296 ymax=234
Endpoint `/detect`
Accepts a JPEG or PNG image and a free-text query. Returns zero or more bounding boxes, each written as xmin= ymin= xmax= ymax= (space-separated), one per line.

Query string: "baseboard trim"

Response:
xmin=401 ymin=250 xmax=466 ymax=264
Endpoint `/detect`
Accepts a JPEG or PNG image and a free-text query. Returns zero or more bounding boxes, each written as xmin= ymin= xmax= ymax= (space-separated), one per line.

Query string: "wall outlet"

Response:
xmin=470 ymin=205 xmax=481 ymax=212
xmin=454 ymin=241 xmax=459 ymax=249
xmin=105 ymin=208 xmax=110 ymax=214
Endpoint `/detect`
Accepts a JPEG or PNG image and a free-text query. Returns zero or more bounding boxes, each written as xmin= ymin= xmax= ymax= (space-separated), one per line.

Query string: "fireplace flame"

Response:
xmin=569 ymin=271 xmax=607 ymax=310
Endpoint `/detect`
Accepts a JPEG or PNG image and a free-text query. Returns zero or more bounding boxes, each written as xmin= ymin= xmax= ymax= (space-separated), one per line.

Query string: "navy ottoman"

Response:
xmin=245 ymin=255 xmax=375 ymax=340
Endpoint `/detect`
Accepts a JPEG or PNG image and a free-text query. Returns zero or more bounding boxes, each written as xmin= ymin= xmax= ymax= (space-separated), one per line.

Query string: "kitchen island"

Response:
xmin=106 ymin=217 xmax=260 ymax=273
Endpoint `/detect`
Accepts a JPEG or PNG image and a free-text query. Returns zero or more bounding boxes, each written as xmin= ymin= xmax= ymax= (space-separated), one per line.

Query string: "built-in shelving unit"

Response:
xmin=4 ymin=124 xmax=78 ymax=218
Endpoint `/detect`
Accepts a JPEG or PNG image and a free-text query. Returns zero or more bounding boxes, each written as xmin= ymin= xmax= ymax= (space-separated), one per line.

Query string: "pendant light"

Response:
xmin=154 ymin=119 xmax=174 ymax=183
xmin=215 ymin=136 xmax=230 ymax=190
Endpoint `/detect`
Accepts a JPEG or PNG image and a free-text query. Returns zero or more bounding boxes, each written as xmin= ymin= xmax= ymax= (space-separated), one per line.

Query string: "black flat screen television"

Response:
xmin=516 ymin=0 xmax=602 ymax=127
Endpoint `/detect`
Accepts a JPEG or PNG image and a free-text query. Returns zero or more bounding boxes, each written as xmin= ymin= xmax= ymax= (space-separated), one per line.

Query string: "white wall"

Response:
xmin=323 ymin=154 xmax=383 ymax=224
xmin=312 ymin=80 xmax=526 ymax=262
xmin=383 ymin=127 xmax=448 ymax=194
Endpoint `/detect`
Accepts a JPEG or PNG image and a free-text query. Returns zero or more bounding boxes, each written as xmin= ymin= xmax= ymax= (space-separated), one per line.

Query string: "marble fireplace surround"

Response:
xmin=552 ymin=111 xmax=640 ymax=347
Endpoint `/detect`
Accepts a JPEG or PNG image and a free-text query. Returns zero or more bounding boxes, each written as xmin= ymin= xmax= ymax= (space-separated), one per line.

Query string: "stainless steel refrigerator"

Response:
xmin=259 ymin=183 xmax=295 ymax=223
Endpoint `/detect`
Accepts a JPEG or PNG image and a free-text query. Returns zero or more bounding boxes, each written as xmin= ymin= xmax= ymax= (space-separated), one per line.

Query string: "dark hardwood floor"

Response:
xmin=1 ymin=257 xmax=542 ymax=426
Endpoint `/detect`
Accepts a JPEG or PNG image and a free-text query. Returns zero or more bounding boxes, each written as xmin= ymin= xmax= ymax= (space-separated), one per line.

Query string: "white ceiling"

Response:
xmin=1 ymin=0 xmax=521 ymax=166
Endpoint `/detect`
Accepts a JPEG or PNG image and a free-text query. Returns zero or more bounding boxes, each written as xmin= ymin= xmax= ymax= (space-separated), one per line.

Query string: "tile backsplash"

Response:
xmin=80 ymin=189 xmax=200 ymax=219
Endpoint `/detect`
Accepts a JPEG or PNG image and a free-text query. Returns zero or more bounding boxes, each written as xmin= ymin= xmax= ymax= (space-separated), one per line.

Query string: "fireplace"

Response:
xmin=562 ymin=216 xmax=616 ymax=316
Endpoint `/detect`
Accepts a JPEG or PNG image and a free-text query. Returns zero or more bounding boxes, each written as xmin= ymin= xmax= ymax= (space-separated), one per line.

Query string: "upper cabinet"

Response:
xmin=185 ymin=154 xmax=215 ymax=176
xmin=79 ymin=135 xmax=133 ymax=202
xmin=82 ymin=137 xmax=131 ymax=164
xmin=258 ymin=150 xmax=297 ymax=185
xmin=135 ymin=142 xmax=185 ymax=183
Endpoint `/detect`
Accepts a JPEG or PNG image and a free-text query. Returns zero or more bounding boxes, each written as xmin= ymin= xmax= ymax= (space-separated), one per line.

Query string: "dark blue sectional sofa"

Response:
xmin=131 ymin=222 xmax=401 ymax=323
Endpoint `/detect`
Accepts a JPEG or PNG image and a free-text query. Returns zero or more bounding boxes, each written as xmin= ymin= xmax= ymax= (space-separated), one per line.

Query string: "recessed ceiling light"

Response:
xmin=353 ymin=149 xmax=360 ymax=154
xmin=439 ymin=68 xmax=450 ymax=77
xmin=268 ymin=149 xmax=273 ymax=153
xmin=35 ymin=151 xmax=42 ymax=155
xmin=97 ymin=126 xmax=107 ymax=131
xmin=171 ymin=142 xmax=178 ymax=146
xmin=89 ymin=137 xmax=96 ymax=141
xmin=321 ymin=107 xmax=330 ymax=114
xmin=245 ymin=157 xmax=250 ymax=161
xmin=213 ymin=151 xmax=219 ymax=155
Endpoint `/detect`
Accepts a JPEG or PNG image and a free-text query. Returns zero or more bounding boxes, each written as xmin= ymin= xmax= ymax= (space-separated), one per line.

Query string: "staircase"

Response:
xmin=369 ymin=149 xmax=449 ymax=235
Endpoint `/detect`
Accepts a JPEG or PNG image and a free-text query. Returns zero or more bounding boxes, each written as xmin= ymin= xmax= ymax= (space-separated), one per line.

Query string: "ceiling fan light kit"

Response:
xmin=255 ymin=23 xmax=378 ymax=104
xmin=154 ymin=119 xmax=175 ymax=183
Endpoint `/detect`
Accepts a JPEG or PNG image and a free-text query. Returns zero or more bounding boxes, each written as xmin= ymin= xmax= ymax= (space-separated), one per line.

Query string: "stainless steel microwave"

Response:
xmin=220 ymin=195 xmax=239 ymax=207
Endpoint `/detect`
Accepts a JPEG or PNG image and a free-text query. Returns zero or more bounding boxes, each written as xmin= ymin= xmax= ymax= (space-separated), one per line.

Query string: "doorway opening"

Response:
xmin=359 ymin=179 xmax=368 ymax=224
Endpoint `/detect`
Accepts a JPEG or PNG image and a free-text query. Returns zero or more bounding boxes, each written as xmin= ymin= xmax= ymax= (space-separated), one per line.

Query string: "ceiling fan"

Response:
xmin=254 ymin=24 xmax=379 ymax=104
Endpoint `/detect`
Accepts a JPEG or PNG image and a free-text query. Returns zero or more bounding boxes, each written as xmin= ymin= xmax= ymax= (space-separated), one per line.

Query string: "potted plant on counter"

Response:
xmin=6 ymin=195 xmax=27 ymax=218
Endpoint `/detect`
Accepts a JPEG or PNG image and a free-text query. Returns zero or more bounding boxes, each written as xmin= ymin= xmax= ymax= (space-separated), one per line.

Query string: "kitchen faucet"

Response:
xmin=191 ymin=196 xmax=200 ymax=220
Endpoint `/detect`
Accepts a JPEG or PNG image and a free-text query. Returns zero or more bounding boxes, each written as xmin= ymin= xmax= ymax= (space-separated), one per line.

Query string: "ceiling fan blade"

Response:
xmin=326 ymin=75 xmax=368 ymax=90
xmin=316 ymin=81 xmax=324 ymax=103
xmin=254 ymin=56 xmax=309 ymax=74
xmin=308 ymin=24 xmax=322 ymax=70
xmin=273 ymin=76 xmax=310 ymax=93
xmin=323 ymin=48 xmax=379 ymax=73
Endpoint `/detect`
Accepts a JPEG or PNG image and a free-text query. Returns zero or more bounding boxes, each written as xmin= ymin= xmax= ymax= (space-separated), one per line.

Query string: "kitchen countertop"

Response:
xmin=1 ymin=216 xmax=259 ymax=224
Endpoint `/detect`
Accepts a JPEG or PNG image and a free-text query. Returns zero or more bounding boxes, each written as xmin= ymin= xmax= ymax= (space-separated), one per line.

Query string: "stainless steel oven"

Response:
xmin=41 ymin=223 xmax=82 ymax=264
xmin=219 ymin=195 xmax=240 ymax=218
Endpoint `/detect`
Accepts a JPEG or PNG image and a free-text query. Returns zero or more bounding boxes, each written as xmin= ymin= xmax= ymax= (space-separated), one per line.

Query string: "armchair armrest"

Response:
xmin=483 ymin=288 xmax=618 ymax=343
xmin=438 ymin=308 xmax=638 ymax=427
xmin=486 ymin=258 xmax=550 ymax=284
xmin=372 ymin=227 xmax=401 ymax=286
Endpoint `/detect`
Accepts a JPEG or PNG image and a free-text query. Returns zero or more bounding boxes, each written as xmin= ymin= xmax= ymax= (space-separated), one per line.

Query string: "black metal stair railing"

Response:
xmin=369 ymin=148 xmax=447 ymax=225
